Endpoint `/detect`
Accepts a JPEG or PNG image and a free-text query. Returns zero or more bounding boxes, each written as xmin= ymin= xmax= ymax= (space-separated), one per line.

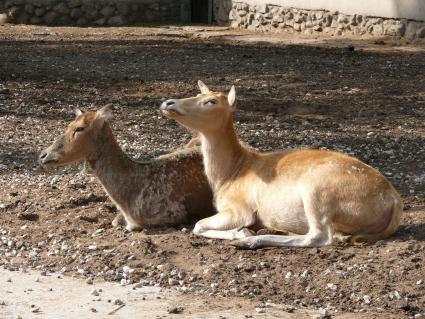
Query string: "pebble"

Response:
xmin=86 ymin=278 xmax=93 ymax=285
xmin=91 ymin=289 xmax=99 ymax=296
xmin=113 ymin=298 xmax=124 ymax=306
xmin=168 ymin=278 xmax=178 ymax=286
xmin=167 ymin=306 xmax=184 ymax=314
xmin=363 ymin=295 xmax=371 ymax=304
xmin=255 ymin=307 xmax=266 ymax=314
xmin=327 ymin=283 xmax=337 ymax=290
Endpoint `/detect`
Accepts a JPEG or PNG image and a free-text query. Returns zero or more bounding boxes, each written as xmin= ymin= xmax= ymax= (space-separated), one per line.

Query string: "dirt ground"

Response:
xmin=0 ymin=25 xmax=424 ymax=318
xmin=2 ymin=269 xmax=337 ymax=319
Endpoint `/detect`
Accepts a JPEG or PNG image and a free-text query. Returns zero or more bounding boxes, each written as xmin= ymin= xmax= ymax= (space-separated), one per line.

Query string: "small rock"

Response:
xmin=168 ymin=278 xmax=178 ymax=286
xmin=167 ymin=306 xmax=184 ymax=314
xmin=17 ymin=212 xmax=39 ymax=221
xmin=31 ymin=307 xmax=41 ymax=313
xmin=86 ymin=278 xmax=93 ymax=285
xmin=113 ymin=299 xmax=124 ymax=306
xmin=363 ymin=295 xmax=371 ymax=304
xmin=91 ymin=289 xmax=99 ymax=296
xmin=255 ymin=307 xmax=266 ymax=314
xmin=326 ymin=283 xmax=337 ymax=290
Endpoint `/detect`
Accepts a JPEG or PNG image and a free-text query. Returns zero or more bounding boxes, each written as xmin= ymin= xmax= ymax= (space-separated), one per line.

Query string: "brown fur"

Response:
xmin=39 ymin=105 xmax=214 ymax=231
xmin=160 ymin=81 xmax=403 ymax=248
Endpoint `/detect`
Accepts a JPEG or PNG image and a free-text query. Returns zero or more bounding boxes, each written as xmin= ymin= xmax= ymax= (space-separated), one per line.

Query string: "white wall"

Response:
xmin=242 ymin=0 xmax=425 ymax=21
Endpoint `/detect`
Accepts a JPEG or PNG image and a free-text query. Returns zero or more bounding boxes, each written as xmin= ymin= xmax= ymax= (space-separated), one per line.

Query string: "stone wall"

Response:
xmin=0 ymin=0 xmax=189 ymax=26
xmin=216 ymin=1 xmax=425 ymax=39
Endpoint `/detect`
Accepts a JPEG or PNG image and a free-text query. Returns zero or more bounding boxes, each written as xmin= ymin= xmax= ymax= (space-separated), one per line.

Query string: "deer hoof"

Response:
xmin=125 ymin=223 xmax=143 ymax=232
xmin=112 ymin=214 xmax=125 ymax=227
xmin=229 ymin=236 xmax=259 ymax=249
xmin=234 ymin=228 xmax=255 ymax=239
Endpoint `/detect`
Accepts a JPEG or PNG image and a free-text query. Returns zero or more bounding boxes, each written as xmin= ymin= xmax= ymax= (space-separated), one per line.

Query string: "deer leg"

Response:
xmin=120 ymin=213 xmax=143 ymax=232
xmin=185 ymin=136 xmax=201 ymax=148
xmin=193 ymin=211 xmax=256 ymax=240
xmin=112 ymin=212 xmax=125 ymax=227
xmin=231 ymin=196 xmax=334 ymax=248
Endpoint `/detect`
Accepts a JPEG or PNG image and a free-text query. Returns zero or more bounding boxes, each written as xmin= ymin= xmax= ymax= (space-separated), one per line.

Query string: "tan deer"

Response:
xmin=159 ymin=81 xmax=403 ymax=248
xmin=39 ymin=105 xmax=213 ymax=231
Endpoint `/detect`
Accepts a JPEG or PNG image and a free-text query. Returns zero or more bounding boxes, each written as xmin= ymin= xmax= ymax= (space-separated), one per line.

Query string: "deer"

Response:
xmin=159 ymin=81 xmax=403 ymax=248
xmin=39 ymin=104 xmax=214 ymax=231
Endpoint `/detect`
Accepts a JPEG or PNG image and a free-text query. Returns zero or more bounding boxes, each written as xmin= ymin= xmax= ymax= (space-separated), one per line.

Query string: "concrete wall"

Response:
xmin=238 ymin=0 xmax=425 ymax=21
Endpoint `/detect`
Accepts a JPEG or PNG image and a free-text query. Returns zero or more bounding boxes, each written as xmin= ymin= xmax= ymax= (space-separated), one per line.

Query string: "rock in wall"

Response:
xmin=0 ymin=0 xmax=185 ymax=26
xmin=217 ymin=1 xmax=425 ymax=39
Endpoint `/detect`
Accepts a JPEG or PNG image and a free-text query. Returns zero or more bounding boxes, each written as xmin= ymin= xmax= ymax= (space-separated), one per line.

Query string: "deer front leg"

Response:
xmin=185 ymin=135 xmax=201 ymax=148
xmin=193 ymin=210 xmax=256 ymax=240
xmin=112 ymin=212 xmax=125 ymax=227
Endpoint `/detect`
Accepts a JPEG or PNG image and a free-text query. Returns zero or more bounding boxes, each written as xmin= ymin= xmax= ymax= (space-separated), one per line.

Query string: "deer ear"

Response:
xmin=227 ymin=85 xmax=237 ymax=112
xmin=74 ymin=108 xmax=83 ymax=118
xmin=96 ymin=104 xmax=113 ymax=121
xmin=198 ymin=80 xmax=210 ymax=94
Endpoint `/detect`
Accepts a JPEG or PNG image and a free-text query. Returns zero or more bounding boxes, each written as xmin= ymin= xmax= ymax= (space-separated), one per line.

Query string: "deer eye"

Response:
xmin=203 ymin=99 xmax=217 ymax=106
xmin=73 ymin=127 xmax=85 ymax=138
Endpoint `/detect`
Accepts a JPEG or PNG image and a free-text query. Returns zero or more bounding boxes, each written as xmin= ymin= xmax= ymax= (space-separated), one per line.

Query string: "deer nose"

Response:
xmin=39 ymin=152 xmax=47 ymax=163
xmin=161 ymin=100 xmax=176 ymax=109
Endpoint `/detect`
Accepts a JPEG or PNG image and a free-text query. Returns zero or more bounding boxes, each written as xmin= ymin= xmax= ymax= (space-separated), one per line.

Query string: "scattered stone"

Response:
xmin=327 ymin=283 xmax=337 ymax=290
xmin=91 ymin=289 xmax=99 ymax=296
xmin=168 ymin=278 xmax=178 ymax=286
xmin=168 ymin=306 xmax=184 ymax=314
xmin=255 ymin=307 xmax=266 ymax=314
xmin=363 ymin=295 xmax=371 ymax=304
xmin=113 ymin=299 xmax=124 ymax=306
xmin=17 ymin=212 xmax=39 ymax=221
xmin=31 ymin=307 xmax=41 ymax=313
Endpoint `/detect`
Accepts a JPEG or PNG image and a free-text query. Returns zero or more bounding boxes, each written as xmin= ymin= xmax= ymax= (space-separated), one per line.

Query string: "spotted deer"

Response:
xmin=39 ymin=105 xmax=213 ymax=231
xmin=159 ymin=81 xmax=403 ymax=248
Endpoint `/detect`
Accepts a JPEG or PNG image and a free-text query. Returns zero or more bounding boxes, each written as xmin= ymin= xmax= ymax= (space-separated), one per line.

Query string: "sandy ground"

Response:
xmin=0 ymin=268 xmax=361 ymax=319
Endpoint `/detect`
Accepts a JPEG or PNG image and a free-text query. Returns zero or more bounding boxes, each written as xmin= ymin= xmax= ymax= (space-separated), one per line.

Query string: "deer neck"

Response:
xmin=200 ymin=118 xmax=246 ymax=192
xmin=87 ymin=124 xmax=138 ymax=205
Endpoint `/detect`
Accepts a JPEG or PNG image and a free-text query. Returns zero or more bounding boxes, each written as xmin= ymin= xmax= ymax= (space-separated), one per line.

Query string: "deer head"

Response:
xmin=160 ymin=81 xmax=237 ymax=132
xmin=39 ymin=104 xmax=113 ymax=168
